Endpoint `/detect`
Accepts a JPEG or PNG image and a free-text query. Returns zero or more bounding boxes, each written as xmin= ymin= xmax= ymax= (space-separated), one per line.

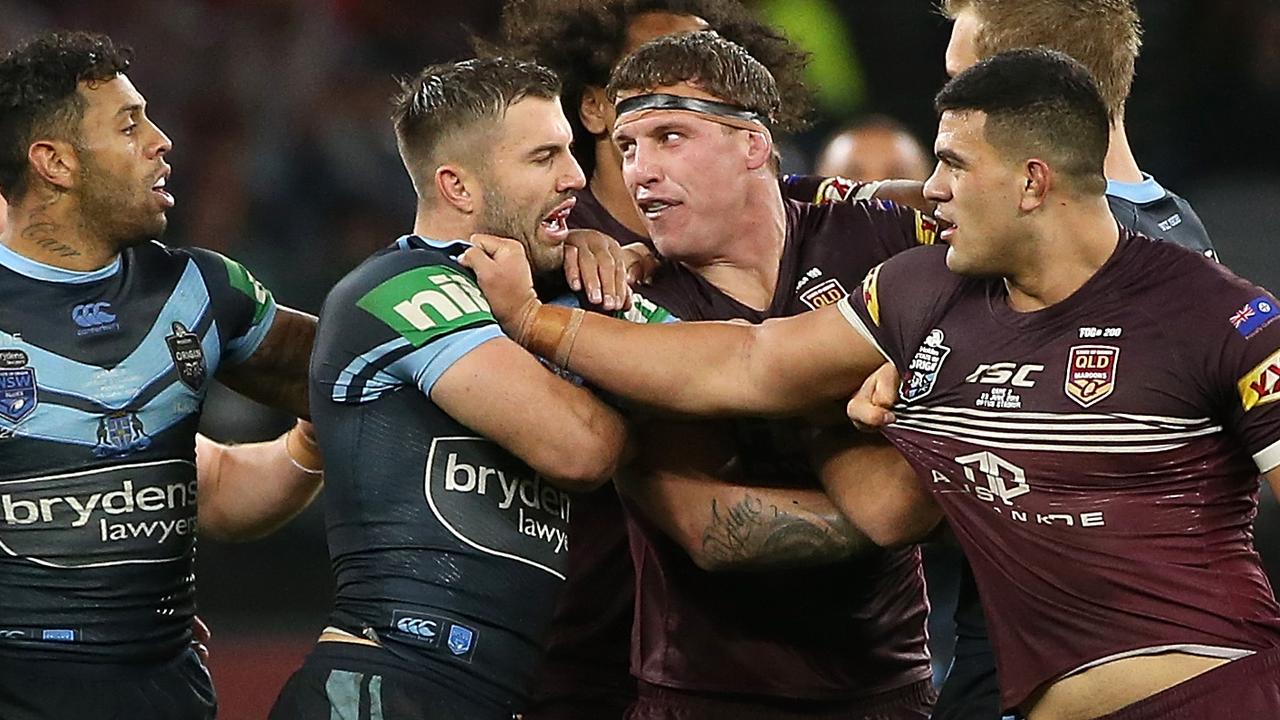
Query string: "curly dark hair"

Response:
xmin=0 ymin=31 xmax=133 ymax=201
xmin=483 ymin=0 xmax=811 ymax=176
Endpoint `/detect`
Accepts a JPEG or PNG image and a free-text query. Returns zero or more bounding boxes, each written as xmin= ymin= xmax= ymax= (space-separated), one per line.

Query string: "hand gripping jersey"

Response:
xmin=0 ymin=240 xmax=276 ymax=662
xmin=840 ymin=232 xmax=1280 ymax=711
xmin=310 ymin=235 xmax=576 ymax=714
xmin=622 ymin=198 xmax=936 ymax=701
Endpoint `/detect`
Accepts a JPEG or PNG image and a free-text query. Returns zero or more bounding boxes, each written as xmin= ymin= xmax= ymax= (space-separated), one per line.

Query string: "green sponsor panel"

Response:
xmin=219 ymin=254 xmax=272 ymax=324
xmin=358 ymin=266 xmax=495 ymax=347
xmin=618 ymin=293 xmax=675 ymax=324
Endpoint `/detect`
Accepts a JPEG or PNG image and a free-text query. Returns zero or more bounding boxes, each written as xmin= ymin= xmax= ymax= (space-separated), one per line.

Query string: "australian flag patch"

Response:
xmin=1230 ymin=296 xmax=1280 ymax=338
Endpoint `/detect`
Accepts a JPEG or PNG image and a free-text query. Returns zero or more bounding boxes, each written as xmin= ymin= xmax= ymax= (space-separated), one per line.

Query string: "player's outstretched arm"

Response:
xmin=196 ymin=420 xmax=324 ymax=542
xmin=462 ymin=234 xmax=883 ymax=417
xmin=431 ymin=336 xmax=630 ymax=491
xmin=812 ymin=426 xmax=942 ymax=547
xmin=617 ymin=420 xmax=874 ymax=572
xmin=217 ymin=306 xmax=316 ymax=419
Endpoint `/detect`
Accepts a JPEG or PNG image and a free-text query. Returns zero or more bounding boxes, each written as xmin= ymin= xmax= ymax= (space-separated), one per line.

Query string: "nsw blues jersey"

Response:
xmin=0 ymin=239 xmax=276 ymax=662
xmin=310 ymin=235 xmax=569 ymax=714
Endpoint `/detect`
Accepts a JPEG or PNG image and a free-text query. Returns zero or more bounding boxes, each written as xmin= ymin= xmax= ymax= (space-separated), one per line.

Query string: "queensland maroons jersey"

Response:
xmin=310 ymin=234 xmax=583 ymax=714
xmin=841 ymin=231 xmax=1280 ymax=710
xmin=938 ymin=178 xmax=1223 ymax=720
xmin=0 ymin=240 xmax=276 ymax=662
xmin=621 ymin=197 xmax=935 ymax=700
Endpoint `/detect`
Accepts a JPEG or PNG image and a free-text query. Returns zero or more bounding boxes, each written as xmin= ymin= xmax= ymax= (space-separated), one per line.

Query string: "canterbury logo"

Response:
xmin=72 ymin=302 xmax=117 ymax=328
xmin=394 ymin=616 xmax=438 ymax=639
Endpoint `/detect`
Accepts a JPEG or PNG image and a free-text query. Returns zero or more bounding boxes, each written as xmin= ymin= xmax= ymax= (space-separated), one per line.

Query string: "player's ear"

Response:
xmin=435 ymin=164 xmax=476 ymax=214
xmin=744 ymin=130 xmax=773 ymax=172
xmin=1020 ymin=158 xmax=1051 ymax=211
xmin=28 ymin=138 xmax=79 ymax=192
xmin=579 ymin=86 xmax=612 ymax=136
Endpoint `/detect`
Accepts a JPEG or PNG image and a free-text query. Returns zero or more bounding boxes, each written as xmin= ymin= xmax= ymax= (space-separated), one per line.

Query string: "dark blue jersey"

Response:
xmin=309 ymin=235 xmax=573 ymax=715
xmin=935 ymin=176 xmax=1219 ymax=720
xmin=0 ymin=240 xmax=276 ymax=663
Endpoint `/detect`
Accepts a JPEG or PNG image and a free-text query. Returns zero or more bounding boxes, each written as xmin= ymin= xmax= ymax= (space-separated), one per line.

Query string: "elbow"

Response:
xmin=198 ymin=510 xmax=259 ymax=543
xmin=531 ymin=434 xmax=626 ymax=492
xmin=861 ymin=512 xmax=942 ymax=549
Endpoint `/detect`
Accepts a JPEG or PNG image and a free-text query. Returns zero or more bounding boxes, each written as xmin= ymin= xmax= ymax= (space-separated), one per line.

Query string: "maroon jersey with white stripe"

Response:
xmin=840 ymin=231 xmax=1280 ymax=711
xmin=622 ymin=198 xmax=936 ymax=700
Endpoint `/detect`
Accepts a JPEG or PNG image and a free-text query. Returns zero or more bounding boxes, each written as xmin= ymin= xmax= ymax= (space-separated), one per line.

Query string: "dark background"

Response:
xmin=3 ymin=1 xmax=1278 ymax=717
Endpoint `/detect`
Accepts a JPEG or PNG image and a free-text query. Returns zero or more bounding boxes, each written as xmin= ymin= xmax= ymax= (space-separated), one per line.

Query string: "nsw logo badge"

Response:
xmin=0 ymin=349 xmax=37 ymax=424
xmin=165 ymin=323 xmax=206 ymax=391
xmin=1065 ymin=345 xmax=1119 ymax=408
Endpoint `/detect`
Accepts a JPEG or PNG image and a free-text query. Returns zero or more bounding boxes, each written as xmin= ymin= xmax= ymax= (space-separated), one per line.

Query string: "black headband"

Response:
xmin=615 ymin=93 xmax=770 ymax=127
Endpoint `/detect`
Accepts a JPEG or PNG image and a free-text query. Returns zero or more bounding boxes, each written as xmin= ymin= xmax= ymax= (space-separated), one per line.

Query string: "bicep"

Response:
xmin=430 ymin=336 xmax=627 ymax=481
xmin=743 ymin=303 xmax=887 ymax=415
xmin=217 ymin=306 xmax=316 ymax=418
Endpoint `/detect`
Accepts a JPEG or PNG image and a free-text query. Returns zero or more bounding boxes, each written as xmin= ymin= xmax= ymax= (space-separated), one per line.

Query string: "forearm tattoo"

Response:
xmin=699 ymin=493 xmax=868 ymax=570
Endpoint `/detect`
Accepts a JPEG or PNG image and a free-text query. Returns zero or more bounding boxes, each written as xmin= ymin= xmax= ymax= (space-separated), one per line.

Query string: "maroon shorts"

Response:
xmin=625 ymin=679 xmax=935 ymax=720
xmin=1096 ymin=647 xmax=1280 ymax=720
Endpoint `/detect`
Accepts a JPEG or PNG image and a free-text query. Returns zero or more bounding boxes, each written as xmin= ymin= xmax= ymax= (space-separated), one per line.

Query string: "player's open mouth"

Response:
xmin=936 ymin=211 xmax=955 ymax=242
xmin=637 ymin=197 xmax=679 ymax=220
xmin=151 ymin=173 xmax=174 ymax=208
xmin=541 ymin=198 xmax=575 ymax=240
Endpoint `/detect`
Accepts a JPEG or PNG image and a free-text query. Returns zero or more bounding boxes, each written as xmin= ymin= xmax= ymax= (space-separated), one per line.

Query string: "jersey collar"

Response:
xmin=1105 ymin=173 xmax=1166 ymax=204
xmin=0 ymin=241 xmax=121 ymax=284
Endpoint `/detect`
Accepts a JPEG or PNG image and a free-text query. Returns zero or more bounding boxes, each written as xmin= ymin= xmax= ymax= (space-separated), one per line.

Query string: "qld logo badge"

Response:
xmin=165 ymin=323 xmax=206 ymax=391
xmin=799 ymin=277 xmax=848 ymax=310
xmin=0 ymin=350 xmax=37 ymax=424
xmin=1065 ymin=345 xmax=1119 ymax=408
xmin=899 ymin=329 xmax=951 ymax=403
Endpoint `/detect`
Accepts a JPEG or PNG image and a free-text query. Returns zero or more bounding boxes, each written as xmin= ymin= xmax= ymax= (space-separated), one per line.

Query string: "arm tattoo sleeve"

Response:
xmin=699 ymin=493 xmax=871 ymax=571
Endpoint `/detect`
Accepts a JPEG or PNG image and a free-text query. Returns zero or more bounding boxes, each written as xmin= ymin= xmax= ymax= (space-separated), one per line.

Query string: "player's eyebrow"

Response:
xmin=527 ymin=143 xmax=562 ymax=160
xmin=936 ymin=147 xmax=965 ymax=167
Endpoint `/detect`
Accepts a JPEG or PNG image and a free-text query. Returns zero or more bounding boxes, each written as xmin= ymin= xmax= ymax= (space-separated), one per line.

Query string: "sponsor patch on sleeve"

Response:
xmin=1238 ymin=347 xmax=1280 ymax=411
xmin=358 ymin=266 xmax=495 ymax=347
xmin=914 ymin=212 xmax=938 ymax=245
xmin=218 ymin=254 xmax=273 ymax=324
xmin=861 ymin=263 xmax=883 ymax=326
xmin=618 ymin=293 xmax=677 ymax=324
xmin=1229 ymin=295 xmax=1280 ymax=338
xmin=813 ymin=176 xmax=857 ymax=205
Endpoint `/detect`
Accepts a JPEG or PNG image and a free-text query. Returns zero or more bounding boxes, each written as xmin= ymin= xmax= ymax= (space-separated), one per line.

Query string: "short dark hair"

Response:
xmin=607 ymin=31 xmax=780 ymax=125
xmin=935 ymin=48 xmax=1109 ymax=194
xmin=391 ymin=57 xmax=560 ymax=194
xmin=487 ymin=0 xmax=810 ymax=176
xmin=0 ymin=31 xmax=133 ymax=201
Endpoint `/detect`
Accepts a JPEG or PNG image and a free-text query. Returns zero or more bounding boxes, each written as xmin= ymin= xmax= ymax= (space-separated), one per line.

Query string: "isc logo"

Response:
xmin=965 ymin=362 xmax=1044 ymax=387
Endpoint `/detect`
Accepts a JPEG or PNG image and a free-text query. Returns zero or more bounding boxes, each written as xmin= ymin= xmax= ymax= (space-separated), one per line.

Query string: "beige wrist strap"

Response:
xmin=284 ymin=422 xmax=323 ymax=474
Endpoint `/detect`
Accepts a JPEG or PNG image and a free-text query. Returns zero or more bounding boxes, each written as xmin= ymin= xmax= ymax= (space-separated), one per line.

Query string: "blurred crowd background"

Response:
xmin=3 ymin=1 xmax=1278 ymax=717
